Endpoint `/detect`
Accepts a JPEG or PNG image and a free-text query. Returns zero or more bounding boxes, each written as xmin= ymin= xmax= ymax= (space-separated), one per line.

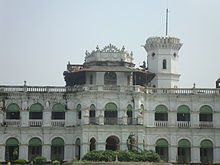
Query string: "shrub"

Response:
xmin=71 ymin=157 xmax=78 ymax=163
xmin=52 ymin=160 xmax=60 ymax=165
xmin=82 ymin=150 xmax=116 ymax=162
xmin=141 ymin=150 xmax=160 ymax=162
xmin=14 ymin=159 xmax=27 ymax=165
xmin=33 ymin=156 xmax=47 ymax=165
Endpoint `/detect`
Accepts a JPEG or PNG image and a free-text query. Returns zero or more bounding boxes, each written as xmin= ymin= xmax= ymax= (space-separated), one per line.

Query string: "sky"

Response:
xmin=0 ymin=0 xmax=220 ymax=88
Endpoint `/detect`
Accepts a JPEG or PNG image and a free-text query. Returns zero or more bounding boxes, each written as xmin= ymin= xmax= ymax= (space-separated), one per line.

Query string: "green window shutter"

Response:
xmin=6 ymin=138 xmax=19 ymax=146
xmin=76 ymin=138 xmax=80 ymax=145
xmin=90 ymin=104 xmax=96 ymax=111
xmin=6 ymin=103 xmax=20 ymax=112
xmin=29 ymin=138 xmax=42 ymax=146
xmin=52 ymin=138 xmax=64 ymax=146
xmin=30 ymin=103 xmax=43 ymax=112
xmin=201 ymin=140 xmax=213 ymax=148
xmin=105 ymin=103 xmax=117 ymax=111
xmin=178 ymin=139 xmax=190 ymax=148
xmin=52 ymin=104 xmax=65 ymax=112
xmin=127 ymin=104 xmax=132 ymax=111
xmin=200 ymin=105 xmax=213 ymax=114
xmin=155 ymin=105 xmax=168 ymax=113
xmin=76 ymin=104 xmax=81 ymax=111
xmin=177 ymin=105 xmax=190 ymax=113
xmin=156 ymin=139 xmax=168 ymax=147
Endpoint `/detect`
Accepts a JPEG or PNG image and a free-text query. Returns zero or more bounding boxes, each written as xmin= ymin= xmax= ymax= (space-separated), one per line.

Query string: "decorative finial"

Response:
xmin=130 ymin=51 xmax=133 ymax=56
xmin=193 ymin=83 xmax=196 ymax=88
xmin=121 ymin=46 xmax=125 ymax=52
xmin=24 ymin=81 xmax=27 ymax=86
xmin=96 ymin=45 xmax=99 ymax=51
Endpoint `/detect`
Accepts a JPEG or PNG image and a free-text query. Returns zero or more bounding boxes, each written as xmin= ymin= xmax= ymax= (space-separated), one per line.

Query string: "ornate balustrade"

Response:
xmin=4 ymin=120 xmax=21 ymax=126
xmin=29 ymin=120 xmax=42 ymax=127
xmin=0 ymin=85 xmax=219 ymax=95
xmin=177 ymin=121 xmax=191 ymax=128
xmin=51 ymin=120 xmax=65 ymax=127
xmin=199 ymin=121 xmax=213 ymax=128
xmin=155 ymin=121 xmax=168 ymax=127
xmin=89 ymin=117 xmax=99 ymax=125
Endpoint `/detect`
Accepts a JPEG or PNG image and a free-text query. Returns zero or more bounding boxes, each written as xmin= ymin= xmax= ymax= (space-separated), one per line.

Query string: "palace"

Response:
xmin=0 ymin=36 xmax=220 ymax=164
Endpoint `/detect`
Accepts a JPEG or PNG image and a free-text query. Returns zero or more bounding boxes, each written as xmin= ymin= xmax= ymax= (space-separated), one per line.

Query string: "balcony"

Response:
xmin=177 ymin=121 xmax=191 ymax=128
xmin=51 ymin=120 xmax=65 ymax=127
xmin=199 ymin=121 xmax=213 ymax=128
xmin=155 ymin=121 xmax=168 ymax=127
xmin=89 ymin=117 xmax=99 ymax=125
xmin=29 ymin=120 xmax=42 ymax=127
xmin=127 ymin=118 xmax=138 ymax=125
xmin=104 ymin=117 xmax=123 ymax=125
xmin=4 ymin=120 xmax=21 ymax=126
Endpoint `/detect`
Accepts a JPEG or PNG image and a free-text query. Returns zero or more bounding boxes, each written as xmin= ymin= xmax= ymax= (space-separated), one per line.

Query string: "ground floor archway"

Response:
xmin=106 ymin=136 xmax=120 ymax=151
xmin=5 ymin=138 xmax=19 ymax=161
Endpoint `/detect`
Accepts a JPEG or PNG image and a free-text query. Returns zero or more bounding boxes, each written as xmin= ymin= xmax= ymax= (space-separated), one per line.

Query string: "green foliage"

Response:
xmin=71 ymin=156 xmax=78 ymax=162
xmin=82 ymin=150 xmax=160 ymax=162
xmin=52 ymin=160 xmax=60 ymax=165
xmin=14 ymin=159 xmax=27 ymax=165
xmin=82 ymin=150 xmax=116 ymax=162
xmin=33 ymin=156 xmax=47 ymax=165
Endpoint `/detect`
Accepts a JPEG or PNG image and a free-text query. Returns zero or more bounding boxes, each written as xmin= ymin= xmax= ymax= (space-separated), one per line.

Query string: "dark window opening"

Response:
xmin=29 ymin=112 xmax=42 ymax=119
xmin=89 ymin=110 xmax=95 ymax=118
xmin=90 ymin=75 xmax=93 ymax=85
xmin=155 ymin=113 xmax=168 ymax=121
xmin=199 ymin=114 xmax=212 ymax=122
xmin=52 ymin=112 xmax=65 ymax=120
xmin=127 ymin=111 xmax=132 ymax=118
xmin=104 ymin=72 xmax=117 ymax=85
xmin=163 ymin=59 xmax=167 ymax=69
xmin=51 ymin=146 xmax=64 ymax=161
xmin=78 ymin=111 xmax=81 ymax=119
xmin=6 ymin=112 xmax=20 ymax=119
xmin=28 ymin=146 xmax=42 ymax=160
xmin=177 ymin=113 xmax=190 ymax=121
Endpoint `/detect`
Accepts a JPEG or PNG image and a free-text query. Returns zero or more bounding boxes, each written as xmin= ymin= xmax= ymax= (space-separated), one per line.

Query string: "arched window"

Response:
xmin=127 ymin=104 xmax=133 ymax=125
xmin=51 ymin=137 xmax=64 ymax=161
xmin=89 ymin=104 xmax=96 ymax=124
xmin=104 ymin=103 xmax=117 ymax=125
xmin=28 ymin=138 xmax=42 ymax=160
xmin=155 ymin=105 xmax=168 ymax=121
xmin=52 ymin=103 xmax=65 ymax=120
xmin=76 ymin=104 xmax=81 ymax=120
xmin=6 ymin=103 xmax=20 ymax=119
xmin=155 ymin=139 xmax=168 ymax=162
xmin=29 ymin=103 xmax=43 ymax=120
xmin=178 ymin=139 xmax=191 ymax=163
xmin=177 ymin=105 xmax=190 ymax=121
xmin=75 ymin=138 xmax=81 ymax=160
xmin=200 ymin=140 xmax=213 ymax=163
xmin=104 ymin=72 xmax=117 ymax=85
xmin=106 ymin=136 xmax=120 ymax=151
xmin=199 ymin=105 xmax=213 ymax=122
xmin=162 ymin=59 xmax=167 ymax=69
xmin=90 ymin=138 xmax=96 ymax=151
xmin=5 ymin=138 xmax=19 ymax=161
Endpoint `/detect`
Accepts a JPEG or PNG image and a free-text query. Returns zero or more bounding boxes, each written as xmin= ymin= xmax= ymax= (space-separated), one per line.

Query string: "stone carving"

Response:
xmin=127 ymin=133 xmax=137 ymax=151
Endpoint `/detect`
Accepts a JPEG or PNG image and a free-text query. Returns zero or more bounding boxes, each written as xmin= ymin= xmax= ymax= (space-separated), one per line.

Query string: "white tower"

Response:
xmin=144 ymin=36 xmax=182 ymax=88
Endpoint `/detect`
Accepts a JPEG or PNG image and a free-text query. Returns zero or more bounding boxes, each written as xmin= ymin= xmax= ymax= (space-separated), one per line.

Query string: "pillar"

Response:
xmin=168 ymin=112 xmax=176 ymax=127
xmin=0 ymin=144 xmax=5 ymax=161
xmin=65 ymin=111 xmax=75 ymax=126
xmin=97 ymin=142 xmax=105 ymax=150
xmin=64 ymin=144 xmax=73 ymax=161
xmin=169 ymin=146 xmax=177 ymax=163
xmin=214 ymin=147 xmax=220 ymax=164
xmin=20 ymin=111 xmax=29 ymax=127
xmin=191 ymin=147 xmax=200 ymax=163
xmin=19 ymin=144 xmax=28 ymax=160
xmin=81 ymin=143 xmax=89 ymax=158
xmin=43 ymin=111 xmax=51 ymax=127
xmin=42 ymin=144 xmax=51 ymax=161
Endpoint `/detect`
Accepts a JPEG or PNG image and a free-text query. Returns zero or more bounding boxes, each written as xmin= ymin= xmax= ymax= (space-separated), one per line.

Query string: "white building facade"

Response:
xmin=0 ymin=37 xmax=220 ymax=164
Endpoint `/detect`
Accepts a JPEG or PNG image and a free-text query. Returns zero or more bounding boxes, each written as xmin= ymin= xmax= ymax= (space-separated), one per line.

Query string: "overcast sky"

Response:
xmin=0 ymin=0 xmax=219 ymax=88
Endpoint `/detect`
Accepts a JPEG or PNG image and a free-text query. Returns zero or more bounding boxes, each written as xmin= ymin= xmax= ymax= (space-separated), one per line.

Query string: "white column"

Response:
xmin=19 ymin=144 xmax=28 ymax=160
xmin=65 ymin=111 xmax=75 ymax=126
xmin=191 ymin=147 xmax=200 ymax=163
xmin=168 ymin=112 xmax=176 ymax=127
xmin=98 ymin=110 xmax=104 ymax=125
xmin=191 ymin=112 xmax=199 ymax=128
xmin=0 ymin=144 xmax=5 ymax=161
xmin=42 ymin=145 xmax=51 ymax=161
xmin=43 ymin=111 xmax=51 ymax=127
xmin=169 ymin=146 xmax=177 ymax=163
xmin=20 ymin=111 xmax=29 ymax=127
xmin=144 ymin=111 xmax=154 ymax=127
xmin=64 ymin=144 xmax=73 ymax=161
xmin=81 ymin=143 xmax=89 ymax=158
xmin=82 ymin=110 xmax=89 ymax=125
xmin=214 ymin=147 xmax=220 ymax=164
xmin=97 ymin=142 xmax=105 ymax=150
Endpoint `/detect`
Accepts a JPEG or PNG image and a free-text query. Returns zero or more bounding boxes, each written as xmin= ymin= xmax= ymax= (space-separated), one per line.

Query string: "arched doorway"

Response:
xmin=155 ymin=139 xmax=168 ymax=162
xmin=106 ymin=136 xmax=120 ymax=151
xmin=5 ymin=138 xmax=19 ymax=161
xmin=51 ymin=137 xmax=64 ymax=161
xmin=28 ymin=138 xmax=42 ymax=160
xmin=200 ymin=140 xmax=213 ymax=163
xmin=178 ymin=139 xmax=191 ymax=163
xmin=75 ymin=138 xmax=81 ymax=160
xmin=90 ymin=138 xmax=96 ymax=151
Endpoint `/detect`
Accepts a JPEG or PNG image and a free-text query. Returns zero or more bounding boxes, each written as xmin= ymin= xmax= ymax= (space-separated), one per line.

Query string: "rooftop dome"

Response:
xmin=84 ymin=44 xmax=133 ymax=65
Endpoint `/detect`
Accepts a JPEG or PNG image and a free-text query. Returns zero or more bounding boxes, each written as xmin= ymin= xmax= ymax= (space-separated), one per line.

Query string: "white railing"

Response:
xmin=4 ymin=120 xmax=21 ymax=126
xmin=177 ymin=121 xmax=191 ymax=128
xmin=51 ymin=120 xmax=65 ymax=127
xmin=199 ymin=121 xmax=213 ymax=128
xmin=155 ymin=121 xmax=168 ymax=127
xmin=0 ymin=85 xmax=219 ymax=95
xmin=89 ymin=117 xmax=99 ymax=125
xmin=29 ymin=120 xmax=42 ymax=127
